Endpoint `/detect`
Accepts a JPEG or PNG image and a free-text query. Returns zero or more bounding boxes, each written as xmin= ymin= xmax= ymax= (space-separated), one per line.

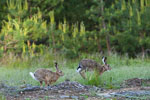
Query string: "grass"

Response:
xmin=0 ymin=52 xmax=150 ymax=88
xmin=0 ymin=94 xmax=6 ymax=100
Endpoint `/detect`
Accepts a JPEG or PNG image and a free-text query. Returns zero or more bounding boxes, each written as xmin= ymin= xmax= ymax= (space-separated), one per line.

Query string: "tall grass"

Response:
xmin=0 ymin=52 xmax=150 ymax=88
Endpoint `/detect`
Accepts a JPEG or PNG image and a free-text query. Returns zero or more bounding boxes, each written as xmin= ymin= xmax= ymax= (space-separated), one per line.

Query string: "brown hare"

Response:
xmin=76 ymin=56 xmax=111 ymax=79
xmin=29 ymin=62 xmax=64 ymax=87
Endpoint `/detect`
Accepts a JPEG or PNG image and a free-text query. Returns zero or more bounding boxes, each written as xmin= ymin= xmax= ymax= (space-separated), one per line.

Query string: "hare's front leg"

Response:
xmin=47 ymin=80 xmax=52 ymax=86
xmin=44 ymin=80 xmax=48 ymax=87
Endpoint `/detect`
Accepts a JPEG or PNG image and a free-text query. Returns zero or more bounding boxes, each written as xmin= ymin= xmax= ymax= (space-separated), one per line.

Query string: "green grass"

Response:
xmin=0 ymin=94 xmax=6 ymax=100
xmin=0 ymin=53 xmax=150 ymax=88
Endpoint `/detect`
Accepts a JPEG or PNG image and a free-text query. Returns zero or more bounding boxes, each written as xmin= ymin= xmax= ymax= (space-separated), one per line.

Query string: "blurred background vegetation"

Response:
xmin=0 ymin=0 xmax=150 ymax=59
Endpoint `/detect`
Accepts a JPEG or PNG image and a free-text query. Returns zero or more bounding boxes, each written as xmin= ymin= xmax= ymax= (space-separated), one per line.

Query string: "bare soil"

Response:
xmin=0 ymin=78 xmax=150 ymax=100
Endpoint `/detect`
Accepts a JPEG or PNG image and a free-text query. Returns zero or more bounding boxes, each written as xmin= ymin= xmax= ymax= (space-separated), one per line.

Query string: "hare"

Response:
xmin=29 ymin=62 xmax=64 ymax=87
xmin=76 ymin=56 xmax=111 ymax=79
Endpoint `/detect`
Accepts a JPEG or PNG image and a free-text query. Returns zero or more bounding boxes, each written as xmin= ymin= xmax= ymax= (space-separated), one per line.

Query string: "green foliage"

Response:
xmin=0 ymin=0 xmax=150 ymax=58
xmin=83 ymin=71 xmax=100 ymax=86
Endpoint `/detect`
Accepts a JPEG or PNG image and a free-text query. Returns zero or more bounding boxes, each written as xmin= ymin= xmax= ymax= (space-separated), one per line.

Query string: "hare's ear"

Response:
xmin=102 ymin=56 xmax=105 ymax=64
xmin=55 ymin=62 xmax=59 ymax=71
xmin=102 ymin=56 xmax=107 ymax=65
xmin=55 ymin=62 xmax=58 ymax=66
xmin=105 ymin=57 xmax=107 ymax=64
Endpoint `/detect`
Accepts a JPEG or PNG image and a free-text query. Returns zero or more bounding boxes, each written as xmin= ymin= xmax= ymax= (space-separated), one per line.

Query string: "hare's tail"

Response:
xmin=29 ymin=72 xmax=38 ymax=81
xmin=76 ymin=64 xmax=82 ymax=73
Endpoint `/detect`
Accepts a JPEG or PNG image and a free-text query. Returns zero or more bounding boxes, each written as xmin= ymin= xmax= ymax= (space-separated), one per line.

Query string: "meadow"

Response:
xmin=0 ymin=51 xmax=150 ymax=89
xmin=1 ymin=0 xmax=150 ymax=99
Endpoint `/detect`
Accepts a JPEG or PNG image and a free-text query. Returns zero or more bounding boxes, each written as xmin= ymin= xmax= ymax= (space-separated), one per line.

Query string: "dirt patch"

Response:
xmin=121 ymin=78 xmax=150 ymax=87
xmin=0 ymin=80 xmax=100 ymax=100
xmin=0 ymin=79 xmax=150 ymax=100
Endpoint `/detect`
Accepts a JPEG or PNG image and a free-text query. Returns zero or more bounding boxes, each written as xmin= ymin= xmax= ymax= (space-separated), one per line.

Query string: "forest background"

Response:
xmin=0 ymin=0 xmax=150 ymax=58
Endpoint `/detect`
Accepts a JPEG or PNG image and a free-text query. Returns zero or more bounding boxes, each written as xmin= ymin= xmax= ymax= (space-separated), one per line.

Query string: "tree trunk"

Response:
xmin=100 ymin=0 xmax=111 ymax=55
xmin=141 ymin=46 xmax=145 ymax=59
xmin=106 ymin=35 xmax=111 ymax=55
xmin=52 ymin=31 xmax=56 ymax=53
xmin=140 ymin=32 xmax=145 ymax=59
xmin=96 ymin=38 xmax=102 ymax=53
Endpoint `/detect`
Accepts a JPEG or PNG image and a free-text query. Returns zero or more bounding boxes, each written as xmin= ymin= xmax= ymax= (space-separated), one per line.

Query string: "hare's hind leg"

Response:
xmin=79 ymin=70 xmax=86 ymax=79
xmin=40 ymin=81 xmax=43 ymax=87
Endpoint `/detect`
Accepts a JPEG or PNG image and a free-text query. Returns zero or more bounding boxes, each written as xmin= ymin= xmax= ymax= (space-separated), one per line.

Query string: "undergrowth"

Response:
xmin=0 ymin=52 xmax=150 ymax=89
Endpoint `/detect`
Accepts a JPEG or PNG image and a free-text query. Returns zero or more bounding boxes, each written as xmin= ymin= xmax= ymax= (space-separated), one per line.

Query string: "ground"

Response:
xmin=0 ymin=78 xmax=150 ymax=100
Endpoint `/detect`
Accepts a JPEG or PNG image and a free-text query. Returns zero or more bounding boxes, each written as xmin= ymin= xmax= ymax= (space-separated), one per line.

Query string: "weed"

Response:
xmin=80 ymin=94 xmax=89 ymax=99
xmin=25 ymin=98 xmax=31 ymax=100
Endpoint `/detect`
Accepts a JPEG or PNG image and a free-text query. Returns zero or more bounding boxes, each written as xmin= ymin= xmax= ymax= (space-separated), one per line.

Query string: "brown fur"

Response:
xmin=30 ymin=62 xmax=64 ymax=87
xmin=77 ymin=57 xmax=111 ymax=79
